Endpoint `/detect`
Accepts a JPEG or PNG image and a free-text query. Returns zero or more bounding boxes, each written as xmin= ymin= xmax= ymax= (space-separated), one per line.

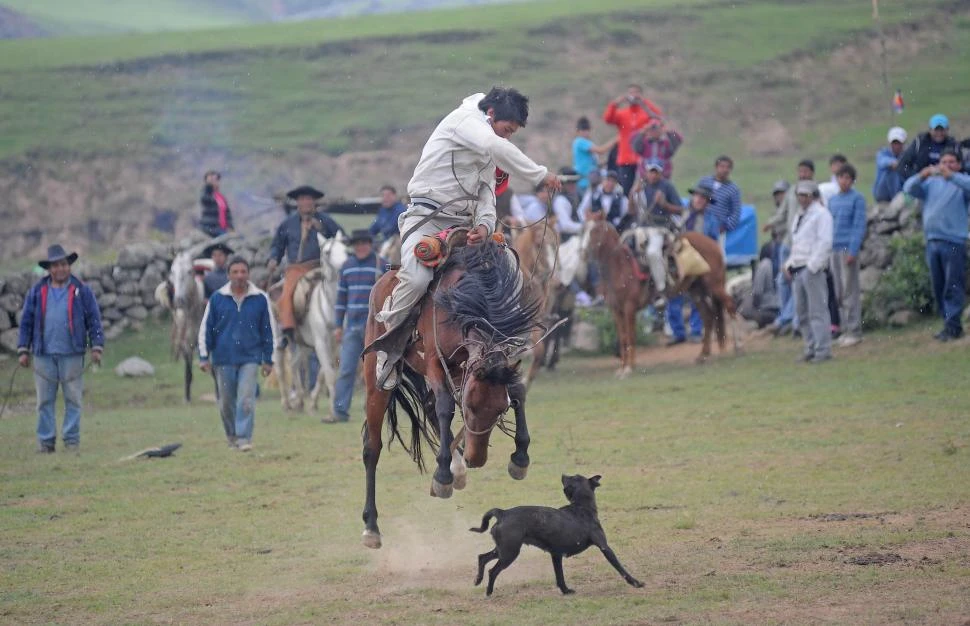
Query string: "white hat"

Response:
xmin=887 ymin=126 xmax=907 ymax=144
xmin=795 ymin=180 xmax=818 ymax=195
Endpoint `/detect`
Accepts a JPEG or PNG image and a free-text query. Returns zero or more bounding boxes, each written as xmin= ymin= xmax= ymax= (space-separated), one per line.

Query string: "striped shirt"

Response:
xmin=698 ymin=175 xmax=742 ymax=240
xmin=335 ymin=252 xmax=386 ymax=329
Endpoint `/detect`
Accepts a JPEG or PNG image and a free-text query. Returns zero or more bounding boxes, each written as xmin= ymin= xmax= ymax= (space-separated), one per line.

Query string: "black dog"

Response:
xmin=470 ymin=474 xmax=644 ymax=595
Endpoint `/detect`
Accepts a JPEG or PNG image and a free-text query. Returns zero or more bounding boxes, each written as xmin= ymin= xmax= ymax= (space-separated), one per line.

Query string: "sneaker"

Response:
xmin=321 ymin=414 xmax=349 ymax=424
xmin=838 ymin=335 xmax=862 ymax=348
xmin=227 ymin=437 xmax=238 ymax=448
xmin=933 ymin=330 xmax=950 ymax=342
xmin=375 ymin=351 xmax=399 ymax=391
xmin=36 ymin=443 xmax=55 ymax=454
xmin=64 ymin=443 xmax=80 ymax=455
xmin=236 ymin=441 xmax=253 ymax=452
xmin=810 ymin=354 xmax=832 ymax=364
xmin=797 ymin=352 xmax=814 ymax=363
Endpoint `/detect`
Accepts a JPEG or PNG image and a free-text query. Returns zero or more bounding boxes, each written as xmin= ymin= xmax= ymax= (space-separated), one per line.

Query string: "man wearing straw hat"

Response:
xmin=17 ymin=244 xmax=104 ymax=454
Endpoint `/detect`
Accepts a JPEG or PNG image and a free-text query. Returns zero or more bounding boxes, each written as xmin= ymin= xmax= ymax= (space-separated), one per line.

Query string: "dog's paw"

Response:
xmin=473 ymin=575 xmax=483 ymax=586
xmin=629 ymin=578 xmax=645 ymax=588
xmin=560 ymin=587 xmax=575 ymax=595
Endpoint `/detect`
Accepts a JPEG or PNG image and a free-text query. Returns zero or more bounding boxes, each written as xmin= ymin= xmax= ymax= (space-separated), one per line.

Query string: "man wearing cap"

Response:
xmin=199 ymin=170 xmax=235 ymax=238
xmin=697 ymin=156 xmax=742 ymax=242
xmin=632 ymin=119 xmax=683 ymax=180
xmin=873 ymin=127 xmax=908 ymax=203
xmin=17 ymin=245 xmax=104 ymax=453
xmin=325 ymin=230 xmax=387 ymax=423
xmin=372 ymin=88 xmax=559 ymax=389
xmin=784 ymin=181 xmax=833 ymax=363
xmin=603 ymin=85 xmax=663 ymax=196
xmin=267 ymin=185 xmax=344 ymax=344
xmin=667 ymin=181 xmax=714 ymax=345
xmin=202 ymin=242 xmax=234 ymax=301
xmin=903 ymin=149 xmax=970 ymax=342
xmin=199 ymin=257 xmax=276 ymax=451
xmin=898 ymin=114 xmax=957 ymax=180
xmin=764 ymin=159 xmax=817 ymax=336
xmin=771 ymin=180 xmax=790 ymax=209
xmin=631 ymin=160 xmax=681 ymax=307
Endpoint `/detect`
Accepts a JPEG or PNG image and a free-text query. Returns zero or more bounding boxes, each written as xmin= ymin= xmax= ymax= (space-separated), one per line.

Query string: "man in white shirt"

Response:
xmin=552 ymin=167 xmax=584 ymax=241
xmin=372 ymin=88 xmax=559 ymax=389
xmin=784 ymin=181 xmax=834 ymax=363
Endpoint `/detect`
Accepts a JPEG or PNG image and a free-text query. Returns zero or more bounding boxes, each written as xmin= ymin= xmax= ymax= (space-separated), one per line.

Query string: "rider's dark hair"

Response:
xmin=478 ymin=87 xmax=530 ymax=126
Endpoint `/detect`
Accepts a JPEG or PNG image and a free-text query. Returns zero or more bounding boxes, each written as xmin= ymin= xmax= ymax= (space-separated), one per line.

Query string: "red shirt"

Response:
xmin=603 ymin=99 xmax=663 ymax=166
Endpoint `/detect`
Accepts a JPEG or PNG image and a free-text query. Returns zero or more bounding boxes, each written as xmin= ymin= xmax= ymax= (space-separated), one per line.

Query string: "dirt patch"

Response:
xmin=809 ymin=511 xmax=897 ymax=522
xmin=845 ymin=551 xmax=904 ymax=566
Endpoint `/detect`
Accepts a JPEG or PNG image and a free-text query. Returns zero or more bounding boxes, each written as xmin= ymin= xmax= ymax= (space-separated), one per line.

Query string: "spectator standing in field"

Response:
xmin=632 ymin=119 xmax=683 ymax=180
xmin=603 ymin=85 xmax=663 ymax=195
xmin=873 ymin=127 xmax=908 ymax=203
xmin=697 ymin=155 xmax=742 ymax=242
xmin=784 ymin=181 xmax=833 ymax=363
xmin=199 ymin=170 xmax=235 ymax=237
xmin=202 ymin=242 xmax=234 ymax=301
xmin=325 ymin=230 xmax=387 ymax=424
xmin=666 ymin=181 xmax=714 ymax=345
xmin=818 ymin=154 xmax=847 ymax=206
xmin=368 ymin=184 xmax=407 ymax=243
xmin=765 ymin=160 xmax=816 ymax=336
xmin=903 ymin=150 xmax=970 ymax=341
xmin=898 ymin=114 xmax=957 ymax=180
xmin=827 ymin=163 xmax=867 ymax=347
xmin=572 ymin=116 xmax=615 ymax=194
xmin=199 ymin=257 xmax=277 ymax=451
xmin=17 ymin=245 xmax=104 ymax=454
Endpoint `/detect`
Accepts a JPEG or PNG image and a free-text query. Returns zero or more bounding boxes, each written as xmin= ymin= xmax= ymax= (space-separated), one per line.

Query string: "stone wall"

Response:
xmin=0 ymin=233 xmax=272 ymax=353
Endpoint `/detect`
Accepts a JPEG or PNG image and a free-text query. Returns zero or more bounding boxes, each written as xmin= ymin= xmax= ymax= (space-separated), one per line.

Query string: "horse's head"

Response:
xmin=169 ymin=250 xmax=198 ymax=308
xmin=580 ymin=217 xmax=613 ymax=262
xmin=319 ymin=232 xmax=349 ymax=282
xmin=460 ymin=339 xmax=521 ymax=468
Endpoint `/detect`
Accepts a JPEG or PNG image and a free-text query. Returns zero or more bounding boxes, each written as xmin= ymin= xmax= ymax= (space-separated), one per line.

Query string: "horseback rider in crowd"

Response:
xmin=267 ymin=185 xmax=344 ymax=347
xmin=631 ymin=159 xmax=682 ymax=308
xmin=370 ymin=87 xmax=560 ymax=390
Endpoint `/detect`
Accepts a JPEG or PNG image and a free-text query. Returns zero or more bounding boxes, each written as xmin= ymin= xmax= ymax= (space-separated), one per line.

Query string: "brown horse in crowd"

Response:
xmin=510 ymin=220 xmax=565 ymax=387
xmin=360 ymin=236 xmax=542 ymax=549
xmin=582 ymin=218 xmax=741 ymax=376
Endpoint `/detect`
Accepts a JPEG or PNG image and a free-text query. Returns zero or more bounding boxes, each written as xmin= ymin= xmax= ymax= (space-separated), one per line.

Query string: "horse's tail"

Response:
xmin=385 ymin=363 xmax=439 ymax=472
xmin=708 ymin=282 xmax=736 ymax=351
xmin=469 ymin=508 xmax=504 ymax=533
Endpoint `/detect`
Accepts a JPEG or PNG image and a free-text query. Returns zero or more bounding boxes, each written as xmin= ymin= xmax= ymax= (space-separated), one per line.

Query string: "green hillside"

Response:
xmin=0 ymin=0 xmax=967 ymax=215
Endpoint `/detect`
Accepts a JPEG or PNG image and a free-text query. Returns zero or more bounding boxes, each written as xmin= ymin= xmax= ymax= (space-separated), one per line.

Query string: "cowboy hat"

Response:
xmin=39 ymin=244 xmax=78 ymax=269
xmin=202 ymin=242 xmax=235 ymax=257
xmin=286 ymin=185 xmax=325 ymax=200
xmin=348 ymin=229 xmax=374 ymax=244
xmin=687 ymin=181 xmax=716 ymax=202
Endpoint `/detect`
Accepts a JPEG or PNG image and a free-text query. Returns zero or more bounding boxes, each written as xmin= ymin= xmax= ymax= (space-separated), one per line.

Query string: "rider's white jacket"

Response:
xmin=405 ymin=93 xmax=548 ymax=236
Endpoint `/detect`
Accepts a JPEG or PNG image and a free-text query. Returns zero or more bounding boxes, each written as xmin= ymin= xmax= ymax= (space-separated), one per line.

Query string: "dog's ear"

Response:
xmin=589 ymin=475 xmax=602 ymax=489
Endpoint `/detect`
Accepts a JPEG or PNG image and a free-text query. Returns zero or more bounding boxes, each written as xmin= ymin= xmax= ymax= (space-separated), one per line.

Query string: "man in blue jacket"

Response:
xmin=17 ymin=245 xmax=104 ymax=454
xmin=827 ymin=163 xmax=868 ymax=347
xmin=368 ymin=184 xmax=407 ymax=243
xmin=198 ymin=257 xmax=277 ymax=451
xmin=903 ymin=150 xmax=970 ymax=341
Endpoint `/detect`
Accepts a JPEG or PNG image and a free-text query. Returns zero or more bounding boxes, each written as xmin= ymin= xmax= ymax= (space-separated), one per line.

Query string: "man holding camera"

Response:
xmin=603 ymin=85 xmax=663 ymax=196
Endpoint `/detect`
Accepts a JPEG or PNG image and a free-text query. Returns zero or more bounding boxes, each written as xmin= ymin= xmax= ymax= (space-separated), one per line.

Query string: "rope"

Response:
xmin=0 ymin=365 xmax=19 ymax=419
xmin=0 ymin=359 xmax=97 ymax=419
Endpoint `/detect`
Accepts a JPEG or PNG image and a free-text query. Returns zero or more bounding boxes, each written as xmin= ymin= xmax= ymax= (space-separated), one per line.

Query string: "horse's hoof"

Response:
xmin=508 ymin=461 xmax=528 ymax=480
xmin=453 ymin=472 xmax=467 ymax=490
xmin=361 ymin=530 xmax=382 ymax=549
xmin=431 ymin=478 xmax=453 ymax=499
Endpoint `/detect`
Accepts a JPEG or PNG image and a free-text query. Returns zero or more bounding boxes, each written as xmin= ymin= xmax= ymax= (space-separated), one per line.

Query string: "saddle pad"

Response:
xmin=292 ymin=268 xmax=324 ymax=321
xmin=674 ymin=238 xmax=711 ymax=278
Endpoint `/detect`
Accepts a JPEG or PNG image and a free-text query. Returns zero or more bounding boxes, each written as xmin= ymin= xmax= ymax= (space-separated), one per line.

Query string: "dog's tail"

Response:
xmin=469 ymin=508 xmax=504 ymax=533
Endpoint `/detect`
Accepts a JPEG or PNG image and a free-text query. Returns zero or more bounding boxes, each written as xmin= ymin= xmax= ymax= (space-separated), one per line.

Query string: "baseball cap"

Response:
xmin=771 ymin=180 xmax=790 ymax=194
xmin=887 ymin=126 xmax=907 ymax=143
xmin=643 ymin=159 xmax=664 ymax=172
xmin=795 ymin=180 xmax=818 ymax=196
xmin=929 ymin=114 xmax=949 ymax=130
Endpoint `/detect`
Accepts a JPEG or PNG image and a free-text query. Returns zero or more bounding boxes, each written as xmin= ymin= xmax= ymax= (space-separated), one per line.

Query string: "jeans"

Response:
xmin=667 ymin=295 xmax=702 ymax=339
xmin=333 ymin=326 xmax=366 ymax=421
xmin=774 ymin=244 xmax=796 ymax=327
xmin=34 ymin=354 xmax=85 ymax=447
xmin=926 ymin=239 xmax=966 ymax=336
xmin=215 ymin=363 xmax=259 ymax=443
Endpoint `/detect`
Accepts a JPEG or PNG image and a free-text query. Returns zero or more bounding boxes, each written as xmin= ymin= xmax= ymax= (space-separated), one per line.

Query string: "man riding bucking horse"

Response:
xmin=372 ymin=87 xmax=561 ymax=390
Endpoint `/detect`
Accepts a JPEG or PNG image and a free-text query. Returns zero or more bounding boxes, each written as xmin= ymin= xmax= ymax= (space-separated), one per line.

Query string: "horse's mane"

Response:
xmin=434 ymin=241 xmax=541 ymax=344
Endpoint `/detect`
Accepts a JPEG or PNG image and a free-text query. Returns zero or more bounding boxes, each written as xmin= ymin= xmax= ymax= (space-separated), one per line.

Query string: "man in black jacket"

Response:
xmin=898 ymin=114 xmax=957 ymax=180
xmin=199 ymin=170 xmax=235 ymax=237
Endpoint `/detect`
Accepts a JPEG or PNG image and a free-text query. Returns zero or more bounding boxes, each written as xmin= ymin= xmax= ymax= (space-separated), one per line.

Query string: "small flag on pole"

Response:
xmin=892 ymin=89 xmax=904 ymax=114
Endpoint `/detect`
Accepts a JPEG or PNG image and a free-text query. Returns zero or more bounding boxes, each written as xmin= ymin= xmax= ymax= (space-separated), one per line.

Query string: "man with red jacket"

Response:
xmin=603 ymin=84 xmax=663 ymax=196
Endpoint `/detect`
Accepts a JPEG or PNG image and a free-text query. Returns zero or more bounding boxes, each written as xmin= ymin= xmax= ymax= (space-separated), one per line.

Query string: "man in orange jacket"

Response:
xmin=603 ymin=84 xmax=663 ymax=196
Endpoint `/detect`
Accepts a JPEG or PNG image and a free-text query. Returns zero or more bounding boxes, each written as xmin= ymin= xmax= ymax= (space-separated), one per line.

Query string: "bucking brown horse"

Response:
xmin=582 ymin=218 xmax=741 ymax=376
xmin=360 ymin=236 xmax=542 ymax=549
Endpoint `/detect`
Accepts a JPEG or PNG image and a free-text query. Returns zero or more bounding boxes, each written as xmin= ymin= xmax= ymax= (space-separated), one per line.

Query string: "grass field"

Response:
xmin=1 ymin=321 xmax=969 ymax=624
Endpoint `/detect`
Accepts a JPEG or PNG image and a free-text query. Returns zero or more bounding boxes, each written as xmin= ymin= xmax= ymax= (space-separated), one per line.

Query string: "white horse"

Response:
xmin=276 ymin=231 xmax=348 ymax=413
xmin=155 ymin=234 xmax=235 ymax=402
